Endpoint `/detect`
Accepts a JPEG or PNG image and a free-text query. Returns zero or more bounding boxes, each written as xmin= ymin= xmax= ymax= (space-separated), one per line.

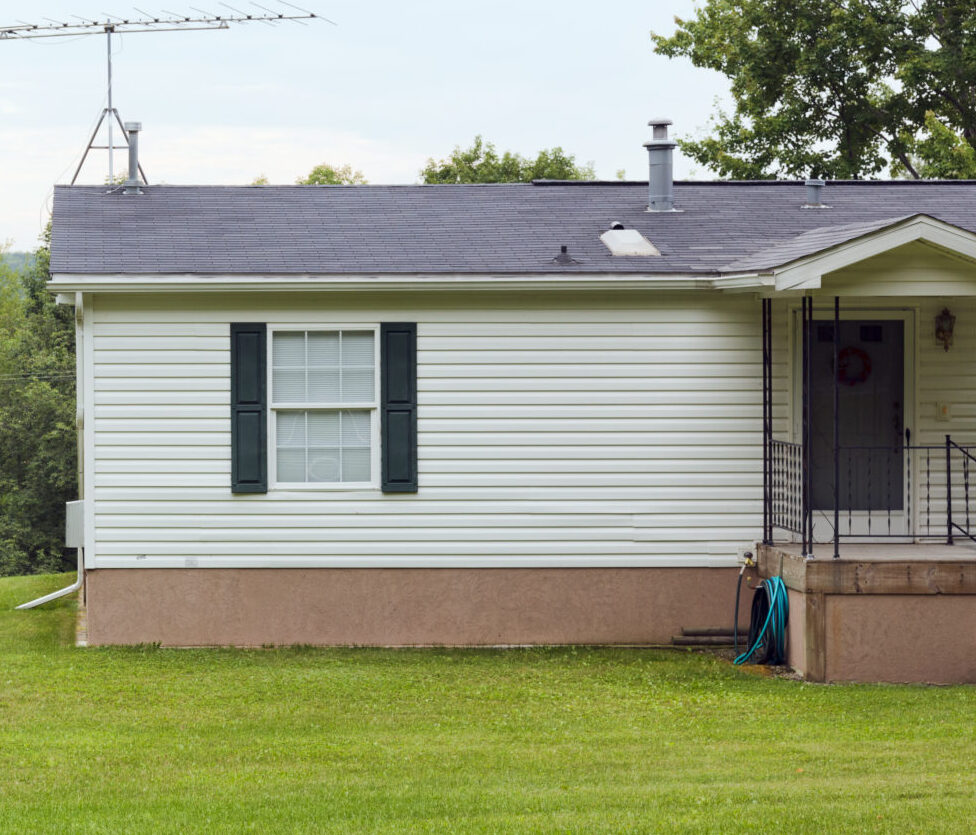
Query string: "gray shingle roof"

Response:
xmin=50 ymin=180 xmax=976 ymax=275
xmin=720 ymin=215 xmax=917 ymax=272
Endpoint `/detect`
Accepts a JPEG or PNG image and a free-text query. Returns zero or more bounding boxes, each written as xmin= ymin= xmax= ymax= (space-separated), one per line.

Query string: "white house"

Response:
xmin=44 ymin=122 xmax=976 ymax=679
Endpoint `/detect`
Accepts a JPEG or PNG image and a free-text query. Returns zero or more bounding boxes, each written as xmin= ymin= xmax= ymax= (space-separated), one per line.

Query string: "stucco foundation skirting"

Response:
xmin=83 ymin=567 xmax=740 ymax=648
xmin=759 ymin=545 xmax=976 ymax=684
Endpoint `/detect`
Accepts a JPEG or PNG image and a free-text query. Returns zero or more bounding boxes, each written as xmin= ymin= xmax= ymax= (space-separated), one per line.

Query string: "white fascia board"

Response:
xmin=92 ymin=555 xmax=741 ymax=569
xmin=774 ymin=215 xmax=976 ymax=292
xmin=48 ymin=273 xmax=717 ymax=293
xmin=712 ymin=273 xmax=773 ymax=292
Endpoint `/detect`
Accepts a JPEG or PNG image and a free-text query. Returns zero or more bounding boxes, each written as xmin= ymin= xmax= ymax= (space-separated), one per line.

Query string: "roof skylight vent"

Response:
xmin=600 ymin=227 xmax=661 ymax=256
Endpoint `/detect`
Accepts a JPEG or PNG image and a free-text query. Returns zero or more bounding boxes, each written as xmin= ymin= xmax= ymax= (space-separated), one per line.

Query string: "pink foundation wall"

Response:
xmin=825 ymin=595 xmax=976 ymax=684
xmin=785 ymin=589 xmax=807 ymax=678
xmin=85 ymin=567 xmax=741 ymax=647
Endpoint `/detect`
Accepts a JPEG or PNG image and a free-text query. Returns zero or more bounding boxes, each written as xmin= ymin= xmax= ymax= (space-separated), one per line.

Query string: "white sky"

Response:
xmin=0 ymin=1 xmax=729 ymax=250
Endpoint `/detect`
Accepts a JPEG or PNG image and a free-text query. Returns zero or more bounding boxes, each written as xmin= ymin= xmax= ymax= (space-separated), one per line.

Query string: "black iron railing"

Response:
xmin=766 ymin=435 xmax=976 ymax=548
xmin=947 ymin=439 xmax=976 ymax=545
xmin=769 ymin=439 xmax=803 ymax=536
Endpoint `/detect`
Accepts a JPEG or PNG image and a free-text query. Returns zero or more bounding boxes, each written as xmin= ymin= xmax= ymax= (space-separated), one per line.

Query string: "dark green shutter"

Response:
xmin=230 ymin=323 xmax=267 ymax=493
xmin=381 ymin=323 xmax=418 ymax=492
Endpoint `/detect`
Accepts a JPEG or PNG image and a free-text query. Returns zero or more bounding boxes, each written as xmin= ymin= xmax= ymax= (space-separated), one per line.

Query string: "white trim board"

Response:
xmin=50 ymin=273 xmax=721 ymax=293
xmin=82 ymin=293 xmax=97 ymax=570
xmin=91 ymin=555 xmax=742 ymax=569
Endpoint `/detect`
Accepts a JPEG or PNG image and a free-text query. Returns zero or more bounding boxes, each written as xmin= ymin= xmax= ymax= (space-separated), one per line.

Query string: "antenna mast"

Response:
xmin=0 ymin=5 xmax=323 ymax=184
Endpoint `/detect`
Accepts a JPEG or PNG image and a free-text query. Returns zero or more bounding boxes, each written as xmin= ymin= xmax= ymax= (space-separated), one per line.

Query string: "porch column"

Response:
xmin=833 ymin=296 xmax=840 ymax=559
xmin=801 ymin=297 xmax=813 ymax=556
xmin=762 ymin=298 xmax=772 ymax=545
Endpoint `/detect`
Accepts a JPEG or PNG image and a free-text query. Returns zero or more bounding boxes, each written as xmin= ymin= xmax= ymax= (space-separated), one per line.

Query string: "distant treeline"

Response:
xmin=0 ymin=235 xmax=76 ymax=576
xmin=1 ymin=252 xmax=35 ymax=272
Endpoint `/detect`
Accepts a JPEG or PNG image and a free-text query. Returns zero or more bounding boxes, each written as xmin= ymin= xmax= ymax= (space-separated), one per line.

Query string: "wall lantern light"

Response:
xmin=935 ymin=307 xmax=956 ymax=352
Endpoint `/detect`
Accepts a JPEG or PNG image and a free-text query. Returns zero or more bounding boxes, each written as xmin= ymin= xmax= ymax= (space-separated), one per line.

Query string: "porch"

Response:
xmin=761 ymin=294 xmax=976 ymax=556
xmin=753 ymin=229 xmax=976 ymax=681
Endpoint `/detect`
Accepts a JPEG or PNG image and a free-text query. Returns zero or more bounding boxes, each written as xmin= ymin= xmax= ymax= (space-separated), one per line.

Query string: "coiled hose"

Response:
xmin=733 ymin=575 xmax=789 ymax=666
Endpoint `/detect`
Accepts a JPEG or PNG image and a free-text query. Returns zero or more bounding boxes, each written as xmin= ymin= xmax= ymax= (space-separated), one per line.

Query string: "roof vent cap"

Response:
xmin=610 ymin=220 xmax=625 ymax=230
xmin=803 ymin=178 xmax=829 ymax=209
xmin=553 ymin=245 xmax=579 ymax=265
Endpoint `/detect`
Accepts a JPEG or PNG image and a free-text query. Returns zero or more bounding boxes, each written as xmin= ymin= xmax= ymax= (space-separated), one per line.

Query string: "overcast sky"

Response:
xmin=0 ymin=1 xmax=728 ymax=250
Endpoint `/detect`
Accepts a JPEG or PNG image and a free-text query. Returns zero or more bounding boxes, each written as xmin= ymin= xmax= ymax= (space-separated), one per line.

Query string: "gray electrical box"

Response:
xmin=65 ymin=500 xmax=85 ymax=549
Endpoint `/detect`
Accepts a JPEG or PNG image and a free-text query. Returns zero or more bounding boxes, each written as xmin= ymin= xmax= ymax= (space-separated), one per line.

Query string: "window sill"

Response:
xmin=270 ymin=482 xmax=379 ymax=493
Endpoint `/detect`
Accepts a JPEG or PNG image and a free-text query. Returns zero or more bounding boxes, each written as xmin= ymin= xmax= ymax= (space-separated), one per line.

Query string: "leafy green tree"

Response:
xmin=297 ymin=163 xmax=368 ymax=185
xmin=420 ymin=136 xmax=595 ymax=183
xmin=652 ymin=0 xmax=976 ymax=179
xmin=0 ymin=230 xmax=77 ymax=576
xmin=895 ymin=112 xmax=976 ymax=179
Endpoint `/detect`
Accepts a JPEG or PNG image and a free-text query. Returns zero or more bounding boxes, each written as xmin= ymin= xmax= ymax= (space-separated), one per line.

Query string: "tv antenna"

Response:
xmin=0 ymin=4 xmax=325 ymax=184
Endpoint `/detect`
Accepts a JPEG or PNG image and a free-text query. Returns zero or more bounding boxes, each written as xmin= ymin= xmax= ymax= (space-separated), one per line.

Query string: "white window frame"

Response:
xmin=267 ymin=324 xmax=381 ymax=491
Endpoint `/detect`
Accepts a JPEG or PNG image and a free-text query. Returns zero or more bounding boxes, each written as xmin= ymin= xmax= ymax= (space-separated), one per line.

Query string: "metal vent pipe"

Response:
xmin=644 ymin=118 xmax=677 ymax=212
xmin=123 ymin=121 xmax=142 ymax=194
xmin=805 ymin=178 xmax=825 ymax=207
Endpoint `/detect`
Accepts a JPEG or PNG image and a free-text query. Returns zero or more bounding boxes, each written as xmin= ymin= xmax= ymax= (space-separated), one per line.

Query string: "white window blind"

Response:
xmin=270 ymin=330 xmax=376 ymax=485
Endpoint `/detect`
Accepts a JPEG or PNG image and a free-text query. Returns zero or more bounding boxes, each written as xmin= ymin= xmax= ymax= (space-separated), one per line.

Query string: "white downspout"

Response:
xmin=16 ymin=548 xmax=83 ymax=609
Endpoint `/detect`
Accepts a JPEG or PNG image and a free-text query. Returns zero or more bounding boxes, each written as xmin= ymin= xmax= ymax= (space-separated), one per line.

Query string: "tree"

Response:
xmin=651 ymin=1 xmax=976 ymax=179
xmin=420 ymin=136 xmax=596 ymax=183
xmin=895 ymin=112 xmax=976 ymax=179
xmin=0 ymin=229 xmax=77 ymax=576
xmin=297 ymin=163 xmax=368 ymax=185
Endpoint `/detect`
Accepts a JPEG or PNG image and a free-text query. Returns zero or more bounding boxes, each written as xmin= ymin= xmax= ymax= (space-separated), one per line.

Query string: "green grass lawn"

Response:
xmin=1 ymin=573 xmax=974 ymax=834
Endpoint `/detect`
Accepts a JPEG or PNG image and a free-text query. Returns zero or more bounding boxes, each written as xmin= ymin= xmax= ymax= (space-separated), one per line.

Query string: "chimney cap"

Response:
xmin=644 ymin=117 xmax=677 ymax=148
xmin=124 ymin=121 xmax=142 ymax=132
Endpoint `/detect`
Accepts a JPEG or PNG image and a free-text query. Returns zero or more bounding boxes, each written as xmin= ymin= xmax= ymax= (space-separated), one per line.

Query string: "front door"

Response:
xmin=809 ymin=319 xmax=907 ymax=538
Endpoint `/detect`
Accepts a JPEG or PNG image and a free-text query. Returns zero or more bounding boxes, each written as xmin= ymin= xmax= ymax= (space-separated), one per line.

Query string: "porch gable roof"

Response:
xmin=765 ymin=214 xmax=976 ymax=292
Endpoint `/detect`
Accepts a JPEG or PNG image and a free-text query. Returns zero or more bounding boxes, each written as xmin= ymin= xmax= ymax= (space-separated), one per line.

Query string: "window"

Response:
xmin=270 ymin=329 xmax=377 ymax=485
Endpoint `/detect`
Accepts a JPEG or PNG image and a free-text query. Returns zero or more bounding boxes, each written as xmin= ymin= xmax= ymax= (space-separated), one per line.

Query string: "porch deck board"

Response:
xmin=758 ymin=543 xmax=976 ymax=595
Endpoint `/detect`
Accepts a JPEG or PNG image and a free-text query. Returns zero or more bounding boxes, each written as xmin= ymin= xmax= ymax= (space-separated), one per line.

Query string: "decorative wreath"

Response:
xmin=837 ymin=346 xmax=872 ymax=386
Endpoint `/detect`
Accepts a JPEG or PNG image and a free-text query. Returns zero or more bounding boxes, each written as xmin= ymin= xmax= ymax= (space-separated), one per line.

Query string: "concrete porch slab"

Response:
xmin=758 ymin=543 xmax=976 ymax=684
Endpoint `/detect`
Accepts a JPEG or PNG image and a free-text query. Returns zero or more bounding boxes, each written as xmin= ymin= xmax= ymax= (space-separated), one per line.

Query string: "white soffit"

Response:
xmin=599 ymin=229 xmax=661 ymax=256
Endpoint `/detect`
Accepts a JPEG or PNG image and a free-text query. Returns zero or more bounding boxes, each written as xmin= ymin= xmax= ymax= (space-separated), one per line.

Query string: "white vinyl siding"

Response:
xmin=901 ymin=296 xmax=976 ymax=534
xmin=88 ymin=290 xmax=765 ymax=568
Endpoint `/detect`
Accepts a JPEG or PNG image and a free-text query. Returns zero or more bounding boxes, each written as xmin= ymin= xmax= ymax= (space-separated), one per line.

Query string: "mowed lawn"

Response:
xmin=1 ymin=574 xmax=974 ymax=834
